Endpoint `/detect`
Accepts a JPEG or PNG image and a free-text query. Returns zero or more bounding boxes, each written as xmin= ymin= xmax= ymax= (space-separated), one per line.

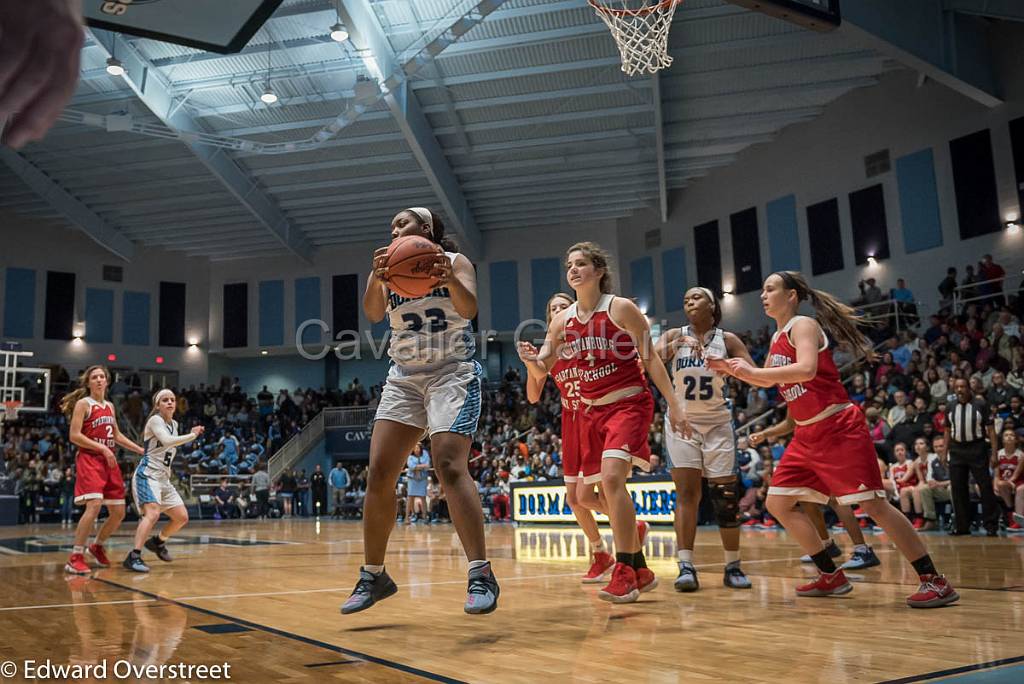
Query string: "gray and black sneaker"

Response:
xmin=464 ymin=562 xmax=499 ymax=614
xmin=723 ymin=561 xmax=751 ymax=589
xmin=144 ymin=536 xmax=172 ymax=562
xmin=674 ymin=561 xmax=699 ymax=592
xmin=341 ymin=567 xmax=398 ymax=615
xmin=841 ymin=547 xmax=881 ymax=570
xmin=122 ymin=551 xmax=150 ymax=573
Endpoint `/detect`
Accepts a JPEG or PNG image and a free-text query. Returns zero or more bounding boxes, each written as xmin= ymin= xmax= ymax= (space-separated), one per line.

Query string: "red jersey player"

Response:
xmin=523 ymin=242 xmax=689 ymax=603
xmin=61 ymin=365 xmax=143 ymax=574
xmin=711 ymin=271 xmax=958 ymax=608
xmin=521 ymin=292 xmax=640 ymax=585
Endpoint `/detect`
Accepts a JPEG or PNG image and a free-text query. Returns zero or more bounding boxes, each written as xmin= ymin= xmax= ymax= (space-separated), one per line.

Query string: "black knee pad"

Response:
xmin=710 ymin=480 xmax=741 ymax=529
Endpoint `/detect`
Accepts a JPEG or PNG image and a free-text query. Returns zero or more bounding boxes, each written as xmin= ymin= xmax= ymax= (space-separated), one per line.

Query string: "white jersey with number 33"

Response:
xmin=386 ymin=251 xmax=475 ymax=369
xmin=670 ymin=325 xmax=731 ymax=425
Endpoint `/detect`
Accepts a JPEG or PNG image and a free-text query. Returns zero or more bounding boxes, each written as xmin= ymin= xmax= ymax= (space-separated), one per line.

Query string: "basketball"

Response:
xmin=385 ymin=235 xmax=442 ymax=298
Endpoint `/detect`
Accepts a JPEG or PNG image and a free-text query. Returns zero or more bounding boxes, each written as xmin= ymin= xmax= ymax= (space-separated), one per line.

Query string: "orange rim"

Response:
xmin=587 ymin=0 xmax=680 ymax=18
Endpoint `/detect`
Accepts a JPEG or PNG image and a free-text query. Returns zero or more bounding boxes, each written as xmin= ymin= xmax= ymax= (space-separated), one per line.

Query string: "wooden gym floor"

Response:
xmin=0 ymin=520 xmax=1021 ymax=683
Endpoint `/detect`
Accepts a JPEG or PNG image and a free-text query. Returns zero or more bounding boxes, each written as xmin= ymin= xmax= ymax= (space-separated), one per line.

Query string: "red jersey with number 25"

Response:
xmin=563 ymin=294 xmax=645 ymax=401
xmin=551 ymin=357 xmax=581 ymax=413
xmin=766 ymin=316 xmax=849 ymax=423
xmin=80 ymin=398 xmax=117 ymax=457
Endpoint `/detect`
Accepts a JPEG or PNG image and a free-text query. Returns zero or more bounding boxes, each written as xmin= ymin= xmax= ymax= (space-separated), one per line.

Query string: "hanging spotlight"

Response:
xmin=260 ymin=86 xmax=278 ymax=104
xmin=329 ymin=22 xmax=349 ymax=42
xmin=105 ymin=57 xmax=125 ymax=77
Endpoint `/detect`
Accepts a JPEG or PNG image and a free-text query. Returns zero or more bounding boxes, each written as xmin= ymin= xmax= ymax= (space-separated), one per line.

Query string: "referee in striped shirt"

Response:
xmin=946 ymin=378 xmax=999 ymax=536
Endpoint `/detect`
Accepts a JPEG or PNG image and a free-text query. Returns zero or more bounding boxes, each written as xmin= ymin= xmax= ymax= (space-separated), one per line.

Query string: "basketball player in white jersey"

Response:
xmin=654 ymin=287 xmax=752 ymax=591
xmin=342 ymin=207 xmax=498 ymax=615
xmin=123 ymin=389 xmax=203 ymax=573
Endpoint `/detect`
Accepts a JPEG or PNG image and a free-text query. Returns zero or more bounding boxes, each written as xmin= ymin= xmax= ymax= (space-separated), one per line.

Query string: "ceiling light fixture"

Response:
xmin=105 ymin=57 xmax=125 ymax=77
xmin=330 ymin=22 xmax=349 ymax=42
xmin=260 ymin=87 xmax=278 ymax=104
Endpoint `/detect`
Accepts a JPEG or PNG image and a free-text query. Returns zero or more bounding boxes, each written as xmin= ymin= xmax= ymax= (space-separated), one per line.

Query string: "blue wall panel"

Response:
xmin=490 ymin=261 xmax=519 ymax=331
xmin=294 ymin=277 xmax=322 ymax=348
xmin=3 ymin=267 xmax=35 ymax=339
xmin=530 ymin=257 xmax=562 ymax=320
xmin=122 ymin=291 xmax=150 ymax=346
xmin=630 ymin=256 xmax=655 ymax=315
xmin=766 ymin=194 xmax=801 ymax=272
xmin=661 ymin=248 xmax=687 ymax=312
xmin=85 ymin=288 xmax=113 ymax=344
xmin=259 ymin=280 xmax=285 ymax=347
xmin=896 ymin=148 xmax=944 ymax=254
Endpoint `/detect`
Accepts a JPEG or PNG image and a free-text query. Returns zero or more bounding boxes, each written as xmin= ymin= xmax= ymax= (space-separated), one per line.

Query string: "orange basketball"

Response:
xmin=385 ymin=235 xmax=442 ymax=298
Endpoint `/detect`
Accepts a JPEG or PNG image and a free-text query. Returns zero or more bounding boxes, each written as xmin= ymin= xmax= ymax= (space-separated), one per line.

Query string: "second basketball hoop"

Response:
xmin=589 ymin=0 xmax=682 ymax=76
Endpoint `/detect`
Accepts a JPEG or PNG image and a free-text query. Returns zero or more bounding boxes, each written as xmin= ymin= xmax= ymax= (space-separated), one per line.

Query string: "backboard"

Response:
xmin=83 ymin=0 xmax=286 ymax=54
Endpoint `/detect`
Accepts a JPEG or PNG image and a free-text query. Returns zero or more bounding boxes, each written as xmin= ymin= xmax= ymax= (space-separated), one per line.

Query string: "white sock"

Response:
xmin=724 ymin=550 xmax=740 ymax=565
xmin=72 ymin=545 xmax=84 ymax=554
xmin=854 ymin=544 xmax=870 ymax=554
xmin=468 ymin=559 xmax=489 ymax=571
xmin=363 ymin=564 xmax=384 ymax=575
xmin=677 ymin=549 xmax=693 ymax=563
xmin=591 ymin=538 xmax=605 ymax=553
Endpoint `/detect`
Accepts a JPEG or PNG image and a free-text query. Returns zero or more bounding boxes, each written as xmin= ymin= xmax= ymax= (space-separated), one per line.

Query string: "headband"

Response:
xmin=773 ymin=271 xmax=800 ymax=291
xmin=696 ymin=287 xmax=715 ymax=303
xmin=153 ymin=389 xmax=175 ymax=404
xmin=406 ymin=207 xmax=434 ymax=238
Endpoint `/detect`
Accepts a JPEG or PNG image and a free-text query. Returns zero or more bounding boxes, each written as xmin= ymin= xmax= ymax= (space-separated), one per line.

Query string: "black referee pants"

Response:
xmin=949 ymin=440 xmax=998 ymax=533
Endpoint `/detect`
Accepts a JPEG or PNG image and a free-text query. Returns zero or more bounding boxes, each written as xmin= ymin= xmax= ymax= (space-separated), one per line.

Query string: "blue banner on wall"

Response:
xmin=325 ymin=427 xmax=371 ymax=459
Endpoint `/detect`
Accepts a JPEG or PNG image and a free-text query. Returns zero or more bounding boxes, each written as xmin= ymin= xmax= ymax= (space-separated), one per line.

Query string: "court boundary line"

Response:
xmin=876 ymin=654 xmax=1024 ymax=683
xmin=92 ymin=576 xmax=469 ymax=684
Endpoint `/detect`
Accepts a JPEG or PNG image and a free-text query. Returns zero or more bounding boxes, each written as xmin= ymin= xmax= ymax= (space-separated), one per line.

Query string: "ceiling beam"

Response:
xmin=0 ymin=149 xmax=134 ymax=261
xmin=88 ymin=29 xmax=315 ymax=262
xmin=652 ymin=73 xmax=668 ymax=224
xmin=839 ymin=0 xmax=1001 ymax=107
xmin=337 ymin=0 xmax=502 ymax=260
xmin=944 ymin=0 xmax=1024 ymax=22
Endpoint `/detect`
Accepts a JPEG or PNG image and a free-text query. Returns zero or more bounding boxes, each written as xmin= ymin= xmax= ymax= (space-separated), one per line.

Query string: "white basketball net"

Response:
xmin=2 ymin=400 xmax=20 ymax=422
xmin=589 ymin=0 xmax=681 ymax=76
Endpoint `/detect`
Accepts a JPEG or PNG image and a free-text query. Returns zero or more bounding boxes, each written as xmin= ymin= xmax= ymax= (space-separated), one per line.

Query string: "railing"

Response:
xmin=324 ymin=406 xmax=375 ymax=429
xmin=854 ymin=297 xmax=921 ymax=335
xmin=268 ymin=411 xmax=325 ymax=483
xmin=950 ymin=269 xmax=1024 ymax=313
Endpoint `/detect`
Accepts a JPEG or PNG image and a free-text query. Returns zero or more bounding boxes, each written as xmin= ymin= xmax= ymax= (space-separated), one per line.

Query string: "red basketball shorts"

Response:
xmin=769 ymin=405 xmax=886 ymax=505
xmin=74 ymin=451 xmax=126 ymax=505
xmin=580 ymin=389 xmax=653 ymax=474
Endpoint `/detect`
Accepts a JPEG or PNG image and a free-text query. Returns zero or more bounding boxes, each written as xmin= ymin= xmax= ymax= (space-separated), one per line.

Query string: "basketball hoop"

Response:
xmin=589 ymin=0 xmax=682 ymax=76
xmin=2 ymin=400 xmax=21 ymax=422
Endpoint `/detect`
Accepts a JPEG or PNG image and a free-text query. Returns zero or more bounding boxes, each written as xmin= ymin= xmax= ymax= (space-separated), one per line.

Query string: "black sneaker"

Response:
xmin=674 ymin=561 xmax=699 ymax=592
xmin=464 ymin=562 xmax=499 ymax=614
xmin=723 ymin=561 xmax=751 ymax=589
xmin=341 ymin=567 xmax=398 ymax=615
xmin=122 ymin=551 xmax=150 ymax=573
xmin=144 ymin=536 xmax=172 ymax=562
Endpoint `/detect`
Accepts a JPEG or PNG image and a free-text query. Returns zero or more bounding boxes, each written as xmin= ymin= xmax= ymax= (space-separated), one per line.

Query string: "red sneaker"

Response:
xmin=907 ymin=574 xmax=959 ymax=608
xmin=912 ymin=518 xmax=925 ymax=530
xmin=598 ymin=563 xmax=639 ymax=604
xmin=88 ymin=544 xmax=111 ymax=568
xmin=1008 ymin=522 xmax=1024 ymax=532
xmin=636 ymin=520 xmax=650 ymax=546
xmin=796 ymin=570 xmax=853 ymax=597
xmin=65 ymin=553 xmax=91 ymax=575
xmin=742 ymin=519 xmax=758 ymax=527
xmin=582 ymin=551 xmax=615 ymax=584
xmin=636 ymin=567 xmax=658 ymax=593
xmin=760 ymin=519 xmax=778 ymax=529
xmin=859 ymin=519 xmax=869 ymax=529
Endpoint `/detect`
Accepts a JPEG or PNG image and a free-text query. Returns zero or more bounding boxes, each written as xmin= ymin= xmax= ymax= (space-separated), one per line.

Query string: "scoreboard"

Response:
xmin=727 ymin=0 xmax=841 ymax=32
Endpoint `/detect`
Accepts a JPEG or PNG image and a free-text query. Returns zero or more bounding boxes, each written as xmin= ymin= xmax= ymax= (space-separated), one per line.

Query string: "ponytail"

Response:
xmin=60 ymin=365 xmax=110 ymax=417
xmin=774 ymin=271 xmax=875 ymax=361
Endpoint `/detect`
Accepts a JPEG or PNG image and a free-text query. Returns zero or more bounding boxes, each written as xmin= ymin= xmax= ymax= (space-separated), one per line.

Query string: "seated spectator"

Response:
xmin=891 ymin=443 xmax=922 ymax=524
xmin=213 ymin=478 xmax=236 ymax=519
xmin=994 ymin=429 xmax=1023 ymax=529
xmin=917 ymin=435 xmax=952 ymax=530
